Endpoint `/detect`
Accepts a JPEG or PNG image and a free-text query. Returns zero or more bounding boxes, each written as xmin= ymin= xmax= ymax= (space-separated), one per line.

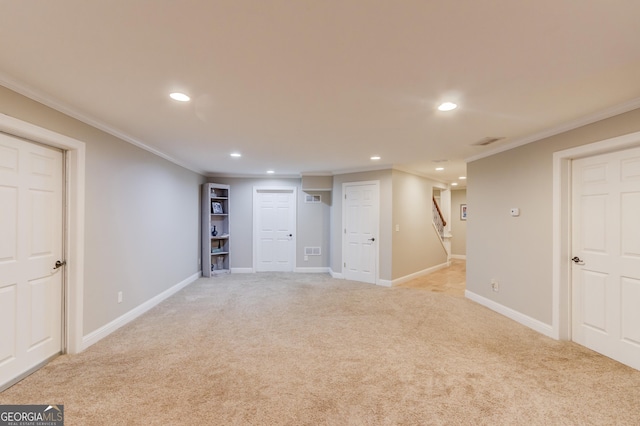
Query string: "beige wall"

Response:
xmin=450 ymin=189 xmax=467 ymax=257
xmin=391 ymin=170 xmax=447 ymax=280
xmin=467 ymin=107 xmax=640 ymax=325
xmin=0 ymin=86 xmax=205 ymax=335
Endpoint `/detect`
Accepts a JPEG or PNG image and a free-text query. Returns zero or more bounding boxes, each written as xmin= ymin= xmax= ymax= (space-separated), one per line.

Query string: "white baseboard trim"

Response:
xmin=465 ymin=290 xmax=554 ymax=338
xmin=329 ymin=269 xmax=344 ymax=279
xmin=82 ymin=271 xmax=201 ymax=350
xmin=391 ymin=262 xmax=450 ymax=286
xmin=377 ymin=279 xmax=392 ymax=287
xmin=451 ymin=254 xmax=467 ymax=260
xmin=230 ymin=267 xmax=254 ymax=273
xmin=295 ymin=267 xmax=330 ymax=273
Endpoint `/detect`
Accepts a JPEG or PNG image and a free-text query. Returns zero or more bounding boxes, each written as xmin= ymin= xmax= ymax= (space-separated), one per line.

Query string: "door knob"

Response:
xmin=571 ymin=256 xmax=585 ymax=265
xmin=368 ymin=237 xmax=376 ymax=242
xmin=54 ymin=260 xmax=66 ymax=269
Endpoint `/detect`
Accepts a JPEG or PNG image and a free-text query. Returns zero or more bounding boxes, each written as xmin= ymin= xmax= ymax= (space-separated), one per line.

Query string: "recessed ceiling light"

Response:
xmin=169 ymin=92 xmax=190 ymax=102
xmin=459 ymin=176 xmax=467 ymax=180
xmin=370 ymin=156 xmax=381 ymax=160
xmin=451 ymin=182 xmax=458 ymax=186
xmin=230 ymin=152 xmax=241 ymax=158
xmin=266 ymin=170 xmax=275 ymax=174
xmin=435 ymin=167 xmax=444 ymax=171
xmin=437 ymin=102 xmax=457 ymax=112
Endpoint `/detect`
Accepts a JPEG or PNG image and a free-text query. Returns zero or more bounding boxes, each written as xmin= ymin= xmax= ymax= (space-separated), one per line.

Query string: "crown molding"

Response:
xmin=466 ymin=97 xmax=640 ymax=163
xmin=0 ymin=73 xmax=206 ymax=175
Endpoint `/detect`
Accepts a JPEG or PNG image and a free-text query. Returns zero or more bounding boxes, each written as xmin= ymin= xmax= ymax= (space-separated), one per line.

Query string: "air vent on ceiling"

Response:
xmin=472 ymin=137 xmax=505 ymax=146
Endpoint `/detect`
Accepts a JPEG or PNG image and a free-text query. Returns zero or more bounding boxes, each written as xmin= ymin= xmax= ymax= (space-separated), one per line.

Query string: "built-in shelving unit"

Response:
xmin=202 ymin=183 xmax=230 ymax=276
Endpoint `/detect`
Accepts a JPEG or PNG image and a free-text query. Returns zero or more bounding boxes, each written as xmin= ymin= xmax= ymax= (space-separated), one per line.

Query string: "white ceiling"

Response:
xmin=2 ymin=1 xmax=640 ymax=187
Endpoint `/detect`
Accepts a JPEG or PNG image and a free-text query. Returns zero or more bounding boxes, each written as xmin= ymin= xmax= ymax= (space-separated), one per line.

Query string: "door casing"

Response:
xmin=252 ymin=186 xmax=297 ymax=272
xmin=0 ymin=114 xmax=86 ymax=355
xmin=553 ymin=130 xmax=640 ymax=340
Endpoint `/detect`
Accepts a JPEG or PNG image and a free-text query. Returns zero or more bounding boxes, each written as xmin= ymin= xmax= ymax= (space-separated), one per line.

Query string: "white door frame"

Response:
xmin=342 ymin=180 xmax=380 ymax=285
xmin=552 ymin=130 xmax=640 ymax=340
xmin=252 ymin=186 xmax=297 ymax=272
xmin=0 ymin=114 xmax=85 ymax=354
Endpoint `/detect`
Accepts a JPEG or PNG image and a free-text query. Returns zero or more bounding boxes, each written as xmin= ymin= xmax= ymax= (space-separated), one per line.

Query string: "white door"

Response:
xmin=571 ymin=146 xmax=640 ymax=370
xmin=254 ymin=188 xmax=296 ymax=272
xmin=343 ymin=182 xmax=379 ymax=284
xmin=0 ymin=133 xmax=64 ymax=388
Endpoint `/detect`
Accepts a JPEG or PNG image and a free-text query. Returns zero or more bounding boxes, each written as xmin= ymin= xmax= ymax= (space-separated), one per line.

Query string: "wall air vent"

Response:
xmin=472 ymin=137 xmax=505 ymax=146
xmin=304 ymin=247 xmax=322 ymax=256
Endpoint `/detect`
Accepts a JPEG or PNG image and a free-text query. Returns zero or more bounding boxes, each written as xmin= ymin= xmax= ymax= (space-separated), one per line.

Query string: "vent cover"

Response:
xmin=304 ymin=247 xmax=322 ymax=256
xmin=472 ymin=137 xmax=505 ymax=146
xmin=305 ymin=194 xmax=321 ymax=203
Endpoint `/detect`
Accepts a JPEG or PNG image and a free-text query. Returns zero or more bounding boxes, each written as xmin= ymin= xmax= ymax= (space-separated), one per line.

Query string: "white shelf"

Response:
xmin=202 ymin=183 xmax=230 ymax=277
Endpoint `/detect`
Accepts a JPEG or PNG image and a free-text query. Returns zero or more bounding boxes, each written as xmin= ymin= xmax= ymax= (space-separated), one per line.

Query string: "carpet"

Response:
xmin=1 ymin=272 xmax=639 ymax=425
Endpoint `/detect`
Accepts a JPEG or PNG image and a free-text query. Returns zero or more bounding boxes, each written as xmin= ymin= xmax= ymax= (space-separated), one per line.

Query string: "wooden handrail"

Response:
xmin=432 ymin=196 xmax=447 ymax=227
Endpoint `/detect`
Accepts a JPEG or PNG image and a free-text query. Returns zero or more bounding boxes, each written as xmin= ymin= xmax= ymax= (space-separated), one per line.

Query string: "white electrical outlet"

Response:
xmin=491 ymin=280 xmax=499 ymax=292
xmin=304 ymin=255 xmax=309 ymax=261
xmin=118 ymin=291 xmax=123 ymax=303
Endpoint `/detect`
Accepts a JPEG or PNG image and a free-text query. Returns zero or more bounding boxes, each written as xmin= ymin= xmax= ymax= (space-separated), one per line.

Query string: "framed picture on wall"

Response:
xmin=460 ymin=204 xmax=467 ymax=220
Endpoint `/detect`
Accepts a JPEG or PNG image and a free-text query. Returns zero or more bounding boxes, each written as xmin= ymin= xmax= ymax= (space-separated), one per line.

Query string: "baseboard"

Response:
xmin=82 ymin=271 xmax=201 ymax=350
xmin=377 ymin=279 xmax=392 ymax=287
xmin=391 ymin=261 xmax=450 ymax=286
xmin=464 ymin=290 xmax=555 ymax=338
xmin=329 ymin=269 xmax=344 ymax=279
xmin=451 ymin=254 xmax=467 ymax=260
xmin=230 ymin=267 xmax=255 ymax=273
xmin=295 ymin=267 xmax=330 ymax=273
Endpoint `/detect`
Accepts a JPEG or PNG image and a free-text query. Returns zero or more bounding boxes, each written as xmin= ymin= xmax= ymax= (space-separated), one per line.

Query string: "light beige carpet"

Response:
xmin=1 ymin=272 xmax=639 ymax=425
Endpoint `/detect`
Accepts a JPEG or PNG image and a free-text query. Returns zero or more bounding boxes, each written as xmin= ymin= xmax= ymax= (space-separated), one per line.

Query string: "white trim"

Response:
xmin=82 ymin=272 xmax=200 ymax=349
xmin=342 ymin=180 xmax=381 ymax=285
xmin=329 ymin=269 xmax=344 ymax=279
xmin=467 ymin=97 xmax=640 ymax=163
xmin=0 ymin=74 xmax=205 ymax=175
xmin=451 ymin=254 xmax=467 ymax=260
xmin=377 ymin=279 xmax=392 ymax=287
xmin=391 ymin=262 xmax=450 ymax=286
xmin=0 ymin=113 xmax=86 ymax=355
xmin=252 ymin=186 xmax=297 ymax=272
xmin=465 ymin=290 xmax=555 ymax=338
xmin=552 ymin=130 xmax=640 ymax=340
xmin=294 ymin=267 xmax=330 ymax=273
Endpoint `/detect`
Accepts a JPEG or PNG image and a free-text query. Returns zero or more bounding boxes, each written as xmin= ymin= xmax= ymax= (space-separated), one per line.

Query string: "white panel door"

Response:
xmin=255 ymin=189 xmax=296 ymax=272
xmin=343 ymin=182 xmax=379 ymax=284
xmin=572 ymin=146 xmax=640 ymax=370
xmin=0 ymin=133 xmax=63 ymax=388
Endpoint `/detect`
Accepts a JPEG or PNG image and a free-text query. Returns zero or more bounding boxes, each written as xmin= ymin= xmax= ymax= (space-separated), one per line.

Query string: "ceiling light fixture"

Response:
xmin=451 ymin=182 xmax=458 ymax=186
xmin=459 ymin=176 xmax=467 ymax=180
xmin=370 ymin=156 xmax=381 ymax=160
xmin=435 ymin=167 xmax=444 ymax=171
xmin=266 ymin=170 xmax=275 ymax=174
xmin=230 ymin=152 xmax=241 ymax=158
xmin=169 ymin=92 xmax=190 ymax=102
xmin=437 ymin=102 xmax=457 ymax=112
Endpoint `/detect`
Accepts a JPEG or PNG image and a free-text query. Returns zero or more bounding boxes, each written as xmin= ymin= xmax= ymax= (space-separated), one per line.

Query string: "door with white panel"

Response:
xmin=0 ymin=133 xmax=64 ymax=389
xmin=343 ymin=182 xmax=379 ymax=284
xmin=571 ymin=146 xmax=640 ymax=370
xmin=254 ymin=188 xmax=296 ymax=272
